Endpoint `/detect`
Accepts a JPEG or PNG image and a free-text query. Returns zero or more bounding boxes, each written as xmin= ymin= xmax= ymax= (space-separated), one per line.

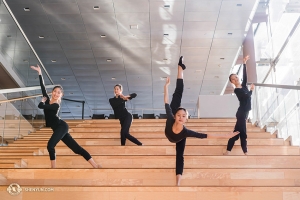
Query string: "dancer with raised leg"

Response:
xmin=224 ymin=55 xmax=255 ymax=156
xmin=31 ymin=65 xmax=100 ymax=168
xmin=164 ymin=56 xmax=240 ymax=186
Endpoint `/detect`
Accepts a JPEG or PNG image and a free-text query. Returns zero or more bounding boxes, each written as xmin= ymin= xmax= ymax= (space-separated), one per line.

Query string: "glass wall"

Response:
xmin=252 ymin=0 xmax=300 ymax=145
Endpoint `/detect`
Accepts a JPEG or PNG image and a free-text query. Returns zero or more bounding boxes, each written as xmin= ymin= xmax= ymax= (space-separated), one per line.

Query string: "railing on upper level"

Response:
xmin=0 ymin=86 xmax=87 ymax=146
xmin=249 ymin=83 xmax=300 ymax=146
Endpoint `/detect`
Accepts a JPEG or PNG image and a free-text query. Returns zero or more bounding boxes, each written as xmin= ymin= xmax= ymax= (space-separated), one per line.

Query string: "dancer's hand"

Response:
xmin=31 ymin=64 xmax=42 ymax=75
xmin=119 ymin=94 xmax=129 ymax=100
xmin=41 ymin=96 xmax=47 ymax=103
xmin=227 ymin=131 xmax=239 ymax=138
xmin=243 ymin=55 xmax=250 ymax=64
xmin=250 ymin=83 xmax=255 ymax=91
xmin=165 ymin=77 xmax=170 ymax=87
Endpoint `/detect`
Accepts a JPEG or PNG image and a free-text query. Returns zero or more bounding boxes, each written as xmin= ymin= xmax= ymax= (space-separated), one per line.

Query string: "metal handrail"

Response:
xmin=247 ymin=83 xmax=300 ymax=90
xmin=0 ymin=93 xmax=51 ymax=104
xmin=0 ymin=85 xmax=55 ymax=94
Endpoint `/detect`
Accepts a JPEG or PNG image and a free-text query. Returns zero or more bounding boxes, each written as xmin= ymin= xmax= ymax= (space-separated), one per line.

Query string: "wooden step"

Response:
xmin=25 ymin=132 xmax=275 ymax=139
xmin=1 ymin=186 xmax=299 ymax=200
xmin=35 ymin=145 xmax=298 ymax=156
xmin=70 ymin=127 xmax=265 ymax=132
xmin=0 ymin=163 xmax=16 ymax=168
xmin=12 ymin=155 xmax=300 ymax=169
xmin=0 ymin=158 xmax=26 ymax=168
xmin=9 ymin=138 xmax=286 ymax=146
xmin=1 ymin=168 xmax=300 ymax=187
xmin=84 ymin=118 xmax=239 ymax=123
xmin=75 ymin=122 xmax=257 ymax=128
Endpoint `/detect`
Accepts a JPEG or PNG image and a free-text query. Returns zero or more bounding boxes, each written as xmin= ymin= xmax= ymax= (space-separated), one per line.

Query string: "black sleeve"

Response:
xmin=242 ymin=64 xmax=247 ymax=87
xmin=128 ymin=93 xmax=137 ymax=100
xmin=165 ymin=103 xmax=174 ymax=120
xmin=235 ymin=88 xmax=252 ymax=99
xmin=185 ymin=128 xmax=207 ymax=139
xmin=38 ymin=102 xmax=59 ymax=110
xmin=39 ymin=75 xmax=50 ymax=100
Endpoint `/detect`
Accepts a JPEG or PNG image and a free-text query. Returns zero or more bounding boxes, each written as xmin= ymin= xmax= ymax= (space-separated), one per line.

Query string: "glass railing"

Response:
xmin=0 ymin=86 xmax=54 ymax=146
xmin=0 ymin=0 xmax=53 ymax=87
xmin=251 ymin=83 xmax=300 ymax=146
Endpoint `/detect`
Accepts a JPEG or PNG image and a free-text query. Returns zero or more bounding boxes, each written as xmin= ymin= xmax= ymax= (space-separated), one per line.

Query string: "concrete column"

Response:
xmin=243 ymin=26 xmax=257 ymax=83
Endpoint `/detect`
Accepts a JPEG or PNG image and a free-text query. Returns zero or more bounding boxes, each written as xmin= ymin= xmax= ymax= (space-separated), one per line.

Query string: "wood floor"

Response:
xmin=0 ymin=119 xmax=299 ymax=200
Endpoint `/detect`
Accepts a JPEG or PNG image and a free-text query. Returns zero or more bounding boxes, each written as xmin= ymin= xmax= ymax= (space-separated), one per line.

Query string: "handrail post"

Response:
xmin=82 ymin=101 xmax=85 ymax=120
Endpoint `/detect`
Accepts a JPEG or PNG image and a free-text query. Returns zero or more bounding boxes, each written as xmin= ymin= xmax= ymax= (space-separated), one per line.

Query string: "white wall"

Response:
xmin=197 ymin=95 xmax=239 ymax=118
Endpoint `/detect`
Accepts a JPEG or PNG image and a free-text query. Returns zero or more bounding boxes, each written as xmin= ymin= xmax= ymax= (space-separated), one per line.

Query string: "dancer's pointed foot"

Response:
xmin=178 ymin=56 xmax=186 ymax=70
xmin=176 ymin=174 xmax=182 ymax=186
xmin=223 ymin=151 xmax=230 ymax=156
xmin=244 ymin=152 xmax=248 ymax=155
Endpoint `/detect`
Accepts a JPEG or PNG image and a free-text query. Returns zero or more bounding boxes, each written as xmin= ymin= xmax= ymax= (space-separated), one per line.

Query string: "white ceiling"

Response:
xmin=1 ymin=0 xmax=260 ymax=118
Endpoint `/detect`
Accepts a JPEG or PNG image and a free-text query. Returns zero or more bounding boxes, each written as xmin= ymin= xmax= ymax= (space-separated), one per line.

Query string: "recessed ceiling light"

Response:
xmin=111 ymin=77 xmax=115 ymax=80
xmin=163 ymin=33 xmax=169 ymax=36
xmin=93 ymin=6 xmax=100 ymax=10
xmin=107 ymin=59 xmax=112 ymax=62
xmin=228 ymin=33 xmax=233 ymax=35
xmin=220 ymin=58 xmax=225 ymax=60
xmin=130 ymin=25 xmax=138 ymax=29
xmin=164 ymin=5 xmax=170 ymax=8
xmin=69 ymin=92 xmax=73 ymax=95
xmin=61 ymin=78 xmax=66 ymax=80
xmin=24 ymin=8 xmax=30 ymax=11
xmin=163 ymin=58 xmax=168 ymax=61
xmin=51 ymin=60 xmax=57 ymax=62
xmin=100 ymin=35 xmax=106 ymax=38
xmin=23 ymin=59 xmax=28 ymax=62
xmin=39 ymin=35 xmax=45 ymax=39
xmin=7 ymin=35 xmax=11 ymax=38
xmin=237 ymin=4 xmax=242 ymax=6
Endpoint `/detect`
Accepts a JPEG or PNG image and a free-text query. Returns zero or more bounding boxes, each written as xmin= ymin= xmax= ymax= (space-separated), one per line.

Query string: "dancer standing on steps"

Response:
xmin=224 ymin=55 xmax=255 ymax=156
xmin=109 ymin=84 xmax=143 ymax=146
xmin=31 ymin=65 xmax=100 ymax=168
xmin=164 ymin=56 xmax=240 ymax=186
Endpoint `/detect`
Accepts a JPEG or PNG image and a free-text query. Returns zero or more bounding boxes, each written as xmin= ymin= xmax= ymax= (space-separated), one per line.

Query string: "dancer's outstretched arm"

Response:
xmin=207 ymin=131 xmax=240 ymax=139
xmin=164 ymin=77 xmax=170 ymax=104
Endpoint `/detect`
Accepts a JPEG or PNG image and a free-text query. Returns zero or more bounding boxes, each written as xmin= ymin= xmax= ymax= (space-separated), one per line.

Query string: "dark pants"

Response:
xmin=170 ymin=79 xmax=185 ymax=175
xmin=119 ymin=112 xmax=142 ymax=146
xmin=226 ymin=109 xmax=249 ymax=153
xmin=47 ymin=120 xmax=91 ymax=161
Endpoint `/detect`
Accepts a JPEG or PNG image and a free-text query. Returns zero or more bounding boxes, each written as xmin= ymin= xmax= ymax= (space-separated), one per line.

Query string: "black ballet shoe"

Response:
xmin=178 ymin=56 xmax=186 ymax=70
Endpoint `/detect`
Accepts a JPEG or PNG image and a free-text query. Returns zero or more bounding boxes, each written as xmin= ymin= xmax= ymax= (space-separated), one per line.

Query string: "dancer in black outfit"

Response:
xmin=109 ymin=84 xmax=143 ymax=146
xmin=164 ymin=56 xmax=239 ymax=186
xmin=31 ymin=65 xmax=100 ymax=168
xmin=224 ymin=55 xmax=255 ymax=156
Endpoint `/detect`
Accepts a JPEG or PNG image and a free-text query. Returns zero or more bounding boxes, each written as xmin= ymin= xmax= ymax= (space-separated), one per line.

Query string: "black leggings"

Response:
xmin=170 ymin=79 xmax=185 ymax=175
xmin=47 ymin=120 xmax=91 ymax=161
xmin=226 ymin=110 xmax=249 ymax=153
xmin=119 ymin=112 xmax=142 ymax=146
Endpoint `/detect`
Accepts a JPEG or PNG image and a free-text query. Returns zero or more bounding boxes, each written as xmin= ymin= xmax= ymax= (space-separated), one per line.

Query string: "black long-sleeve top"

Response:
xmin=109 ymin=93 xmax=137 ymax=119
xmin=164 ymin=103 xmax=207 ymax=143
xmin=234 ymin=64 xmax=252 ymax=112
xmin=37 ymin=75 xmax=61 ymax=129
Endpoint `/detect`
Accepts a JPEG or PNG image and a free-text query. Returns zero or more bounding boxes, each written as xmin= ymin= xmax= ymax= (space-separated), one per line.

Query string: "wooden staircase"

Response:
xmin=0 ymin=119 xmax=300 ymax=200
